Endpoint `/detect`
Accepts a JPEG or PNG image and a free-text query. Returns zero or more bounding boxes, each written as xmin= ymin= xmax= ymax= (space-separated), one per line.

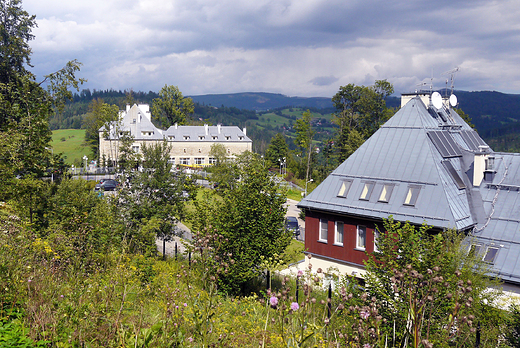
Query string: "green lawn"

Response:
xmin=50 ymin=129 xmax=91 ymax=165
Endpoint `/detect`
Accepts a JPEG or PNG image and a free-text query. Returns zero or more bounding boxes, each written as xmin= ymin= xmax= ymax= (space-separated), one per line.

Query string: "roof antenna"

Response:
xmin=442 ymin=67 xmax=460 ymax=96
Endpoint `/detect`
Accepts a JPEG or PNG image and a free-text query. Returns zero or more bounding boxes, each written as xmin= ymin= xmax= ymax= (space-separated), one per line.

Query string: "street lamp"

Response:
xmin=305 ymin=178 xmax=313 ymax=198
xmin=83 ymin=155 xmax=88 ymax=176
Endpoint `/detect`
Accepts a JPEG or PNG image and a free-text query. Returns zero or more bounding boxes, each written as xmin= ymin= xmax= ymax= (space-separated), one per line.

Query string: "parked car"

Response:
xmin=285 ymin=216 xmax=300 ymax=237
xmin=94 ymin=179 xmax=119 ymax=191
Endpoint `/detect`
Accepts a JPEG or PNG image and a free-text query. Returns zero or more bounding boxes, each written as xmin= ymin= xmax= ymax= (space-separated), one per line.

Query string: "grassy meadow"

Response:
xmin=50 ymin=129 xmax=90 ymax=165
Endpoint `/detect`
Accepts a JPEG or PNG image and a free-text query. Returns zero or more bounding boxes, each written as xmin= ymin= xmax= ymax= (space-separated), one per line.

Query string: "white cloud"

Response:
xmin=20 ymin=0 xmax=520 ymax=97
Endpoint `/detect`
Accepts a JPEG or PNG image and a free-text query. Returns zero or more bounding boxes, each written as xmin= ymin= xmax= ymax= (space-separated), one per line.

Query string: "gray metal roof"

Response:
xmin=299 ymin=95 xmax=520 ymax=284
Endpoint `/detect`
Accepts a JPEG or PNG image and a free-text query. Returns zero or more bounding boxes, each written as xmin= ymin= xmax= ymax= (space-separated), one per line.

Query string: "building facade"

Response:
xmin=298 ymin=93 xmax=520 ymax=292
xmin=99 ymin=104 xmax=252 ymax=166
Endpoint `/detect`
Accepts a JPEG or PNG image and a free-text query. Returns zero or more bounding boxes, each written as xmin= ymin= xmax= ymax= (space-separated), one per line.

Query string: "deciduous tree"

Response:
xmin=191 ymin=152 xmax=291 ymax=294
xmin=151 ymin=85 xmax=194 ymax=128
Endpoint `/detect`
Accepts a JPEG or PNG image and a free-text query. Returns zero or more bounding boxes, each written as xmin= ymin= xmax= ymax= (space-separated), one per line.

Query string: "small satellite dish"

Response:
xmin=449 ymin=94 xmax=458 ymax=107
xmin=431 ymin=92 xmax=443 ymax=110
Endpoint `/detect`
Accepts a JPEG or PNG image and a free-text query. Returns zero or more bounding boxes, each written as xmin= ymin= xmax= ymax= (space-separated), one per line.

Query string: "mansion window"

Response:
xmin=180 ymin=158 xmax=190 ymax=165
xmin=194 ymin=158 xmax=204 ymax=165
xmin=168 ymin=158 xmax=175 ymax=165
xmin=199 ymin=136 xmax=205 ymax=140
xmin=183 ymin=136 xmax=190 ymax=140
xmin=225 ymin=136 xmax=231 ymax=140
xmin=334 ymin=221 xmax=344 ymax=245
xmin=168 ymin=136 xmax=175 ymax=140
xmin=356 ymin=225 xmax=366 ymax=250
xmin=132 ymin=146 xmax=140 ymax=153
xmin=319 ymin=219 xmax=328 ymax=242
xmin=212 ymin=136 xmax=218 ymax=140
xmin=209 ymin=157 xmax=217 ymax=165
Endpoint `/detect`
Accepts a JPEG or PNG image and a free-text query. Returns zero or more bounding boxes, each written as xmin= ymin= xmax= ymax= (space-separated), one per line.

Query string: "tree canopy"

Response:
xmin=151 ymin=84 xmax=194 ymax=128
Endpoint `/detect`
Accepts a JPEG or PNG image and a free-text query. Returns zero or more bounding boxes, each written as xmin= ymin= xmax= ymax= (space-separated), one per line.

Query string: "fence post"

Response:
xmin=296 ymin=277 xmax=299 ymax=303
xmin=327 ymin=282 xmax=332 ymax=319
xmin=175 ymin=242 xmax=178 ymax=261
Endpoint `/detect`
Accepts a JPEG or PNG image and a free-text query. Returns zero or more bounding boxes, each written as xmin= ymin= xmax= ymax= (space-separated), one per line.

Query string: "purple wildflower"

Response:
xmin=290 ymin=302 xmax=299 ymax=311
xmin=297 ymin=270 xmax=304 ymax=277
xmin=360 ymin=310 xmax=370 ymax=320
xmin=270 ymin=296 xmax=278 ymax=308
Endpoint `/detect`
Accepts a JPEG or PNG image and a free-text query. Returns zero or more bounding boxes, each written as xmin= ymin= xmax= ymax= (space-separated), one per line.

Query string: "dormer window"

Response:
xmin=239 ymin=136 xmax=244 ymax=140
xmin=483 ymin=247 xmax=499 ymax=264
xmin=183 ymin=136 xmax=190 ymax=140
xmin=168 ymin=136 xmax=175 ymax=140
xmin=404 ymin=185 xmax=421 ymax=206
xmin=337 ymin=180 xmax=352 ymax=198
xmin=485 ymin=156 xmax=495 ymax=171
xmin=199 ymin=136 xmax=205 ymax=140
xmin=212 ymin=136 xmax=218 ymax=140
xmin=359 ymin=182 xmax=375 ymax=201
xmin=225 ymin=136 xmax=231 ymax=141
xmin=378 ymin=184 xmax=394 ymax=203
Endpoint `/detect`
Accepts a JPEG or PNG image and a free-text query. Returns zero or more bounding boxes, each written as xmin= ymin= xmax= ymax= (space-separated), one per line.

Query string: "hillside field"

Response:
xmin=51 ymin=129 xmax=90 ymax=165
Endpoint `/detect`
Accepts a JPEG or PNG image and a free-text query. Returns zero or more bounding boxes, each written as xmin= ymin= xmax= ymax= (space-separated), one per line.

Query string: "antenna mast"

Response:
xmin=442 ymin=67 xmax=460 ymax=96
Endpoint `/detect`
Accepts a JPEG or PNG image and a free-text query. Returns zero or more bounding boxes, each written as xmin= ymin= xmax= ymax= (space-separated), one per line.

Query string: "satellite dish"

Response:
xmin=449 ymin=94 xmax=458 ymax=107
xmin=431 ymin=92 xmax=443 ymax=110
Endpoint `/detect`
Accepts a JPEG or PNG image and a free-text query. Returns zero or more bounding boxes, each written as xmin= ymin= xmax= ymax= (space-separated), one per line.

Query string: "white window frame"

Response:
xmin=180 ymin=158 xmax=190 ymax=165
xmin=319 ymin=219 xmax=328 ymax=242
xmin=356 ymin=225 xmax=366 ymax=250
xmin=132 ymin=145 xmax=140 ymax=153
xmin=194 ymin=158 xmax=204 ymax=165
xmin=337 ymin=180 xmax=352 ymax=198
xmin=209 ymin=157 xmax=217 ymax=165
xmin=334 ymin=221 xmax=344 ymax=246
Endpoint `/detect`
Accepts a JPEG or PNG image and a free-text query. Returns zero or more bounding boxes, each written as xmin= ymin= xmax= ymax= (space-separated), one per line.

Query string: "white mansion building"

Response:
xmin=98 ymin=104 xmax=252 ymax=167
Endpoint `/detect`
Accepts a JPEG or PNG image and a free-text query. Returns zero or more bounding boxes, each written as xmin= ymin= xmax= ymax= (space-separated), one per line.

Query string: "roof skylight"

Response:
xmin=359 ymin=182 xmax=375 ymax=201
xmin=337 ymin=180 xmax=352 ymax=198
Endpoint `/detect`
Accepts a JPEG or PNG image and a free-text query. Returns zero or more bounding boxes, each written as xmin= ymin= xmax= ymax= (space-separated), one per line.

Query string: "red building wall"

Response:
xmin=304 ymin=210 xmax=379 ymax=267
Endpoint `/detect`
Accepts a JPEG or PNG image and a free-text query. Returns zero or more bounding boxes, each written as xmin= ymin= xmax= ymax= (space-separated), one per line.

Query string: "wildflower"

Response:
xmin=60 ymin=295 xmax=64 ymax=298
xmin=183 ymin=303 xmax=188 ymax=307
xmin=360 ymin=310 xmax=370 ymax=320
xmin=187 ymin=337 xmax=193 ymax=342
xmin=297 ymin=270 xmax=304 ymax=277
xmin=270 ymin=296 xmax=278 ymax=308
xmin=364 ymin=344 xmax=372 ymax=348
xmin=290 ymin=302 xmax=299 ymax=311
xmin=27 ymin=279 xmax=32 ymax=283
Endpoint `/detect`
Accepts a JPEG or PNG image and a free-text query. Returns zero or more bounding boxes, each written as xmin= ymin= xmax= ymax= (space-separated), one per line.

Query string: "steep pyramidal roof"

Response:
xmin=299 ymin=95 xmax=520 ymax=285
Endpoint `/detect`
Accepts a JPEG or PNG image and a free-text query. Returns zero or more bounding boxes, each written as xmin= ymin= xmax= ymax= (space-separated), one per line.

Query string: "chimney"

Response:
xmin=473 ymin=145 xmax=490 ymax=187
xmin=217 ymin=124 xmax=221 ymax=134
xmin=204 ymin=124 xmax=208 ymax=135
xmin=175 ymin=123 xmax=178 ymax=130
xmin=126 ymin=104 xmax=130 ymax=112
xmin=243 ymin=127 xmax=247 ymax=136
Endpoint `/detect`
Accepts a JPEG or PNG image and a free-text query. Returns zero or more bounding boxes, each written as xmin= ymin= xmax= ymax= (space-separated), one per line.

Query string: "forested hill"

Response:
xmin=190 ymin=92 xmax=333 ymax=111
xmin=51 ymin=89 xmax=520 ymax=153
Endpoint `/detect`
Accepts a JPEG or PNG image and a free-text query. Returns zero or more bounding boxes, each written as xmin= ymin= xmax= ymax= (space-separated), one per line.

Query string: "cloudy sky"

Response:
xmin=23 ymin=0 xmax=520 ymax=98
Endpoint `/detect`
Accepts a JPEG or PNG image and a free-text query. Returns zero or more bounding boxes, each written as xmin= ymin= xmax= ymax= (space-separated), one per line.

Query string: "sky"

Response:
xmin=22 ymin=0 xmax=520 ymax=98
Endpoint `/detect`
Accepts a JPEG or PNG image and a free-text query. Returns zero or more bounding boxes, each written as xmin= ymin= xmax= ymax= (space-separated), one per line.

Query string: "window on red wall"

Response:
xmin=356 ymin=225 xmax=366 ymax=250
xmin=335 ymin=221 xmax=344 ymax=245
xmin=319 ymin=219 xmax=328 ymax=242
xmin=374 ymin=229 xmax=380 ymax=252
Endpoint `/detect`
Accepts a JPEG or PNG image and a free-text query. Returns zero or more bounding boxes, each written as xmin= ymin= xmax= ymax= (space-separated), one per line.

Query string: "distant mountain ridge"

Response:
xmin=189 ymin=92 xmax=334 ymax=111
